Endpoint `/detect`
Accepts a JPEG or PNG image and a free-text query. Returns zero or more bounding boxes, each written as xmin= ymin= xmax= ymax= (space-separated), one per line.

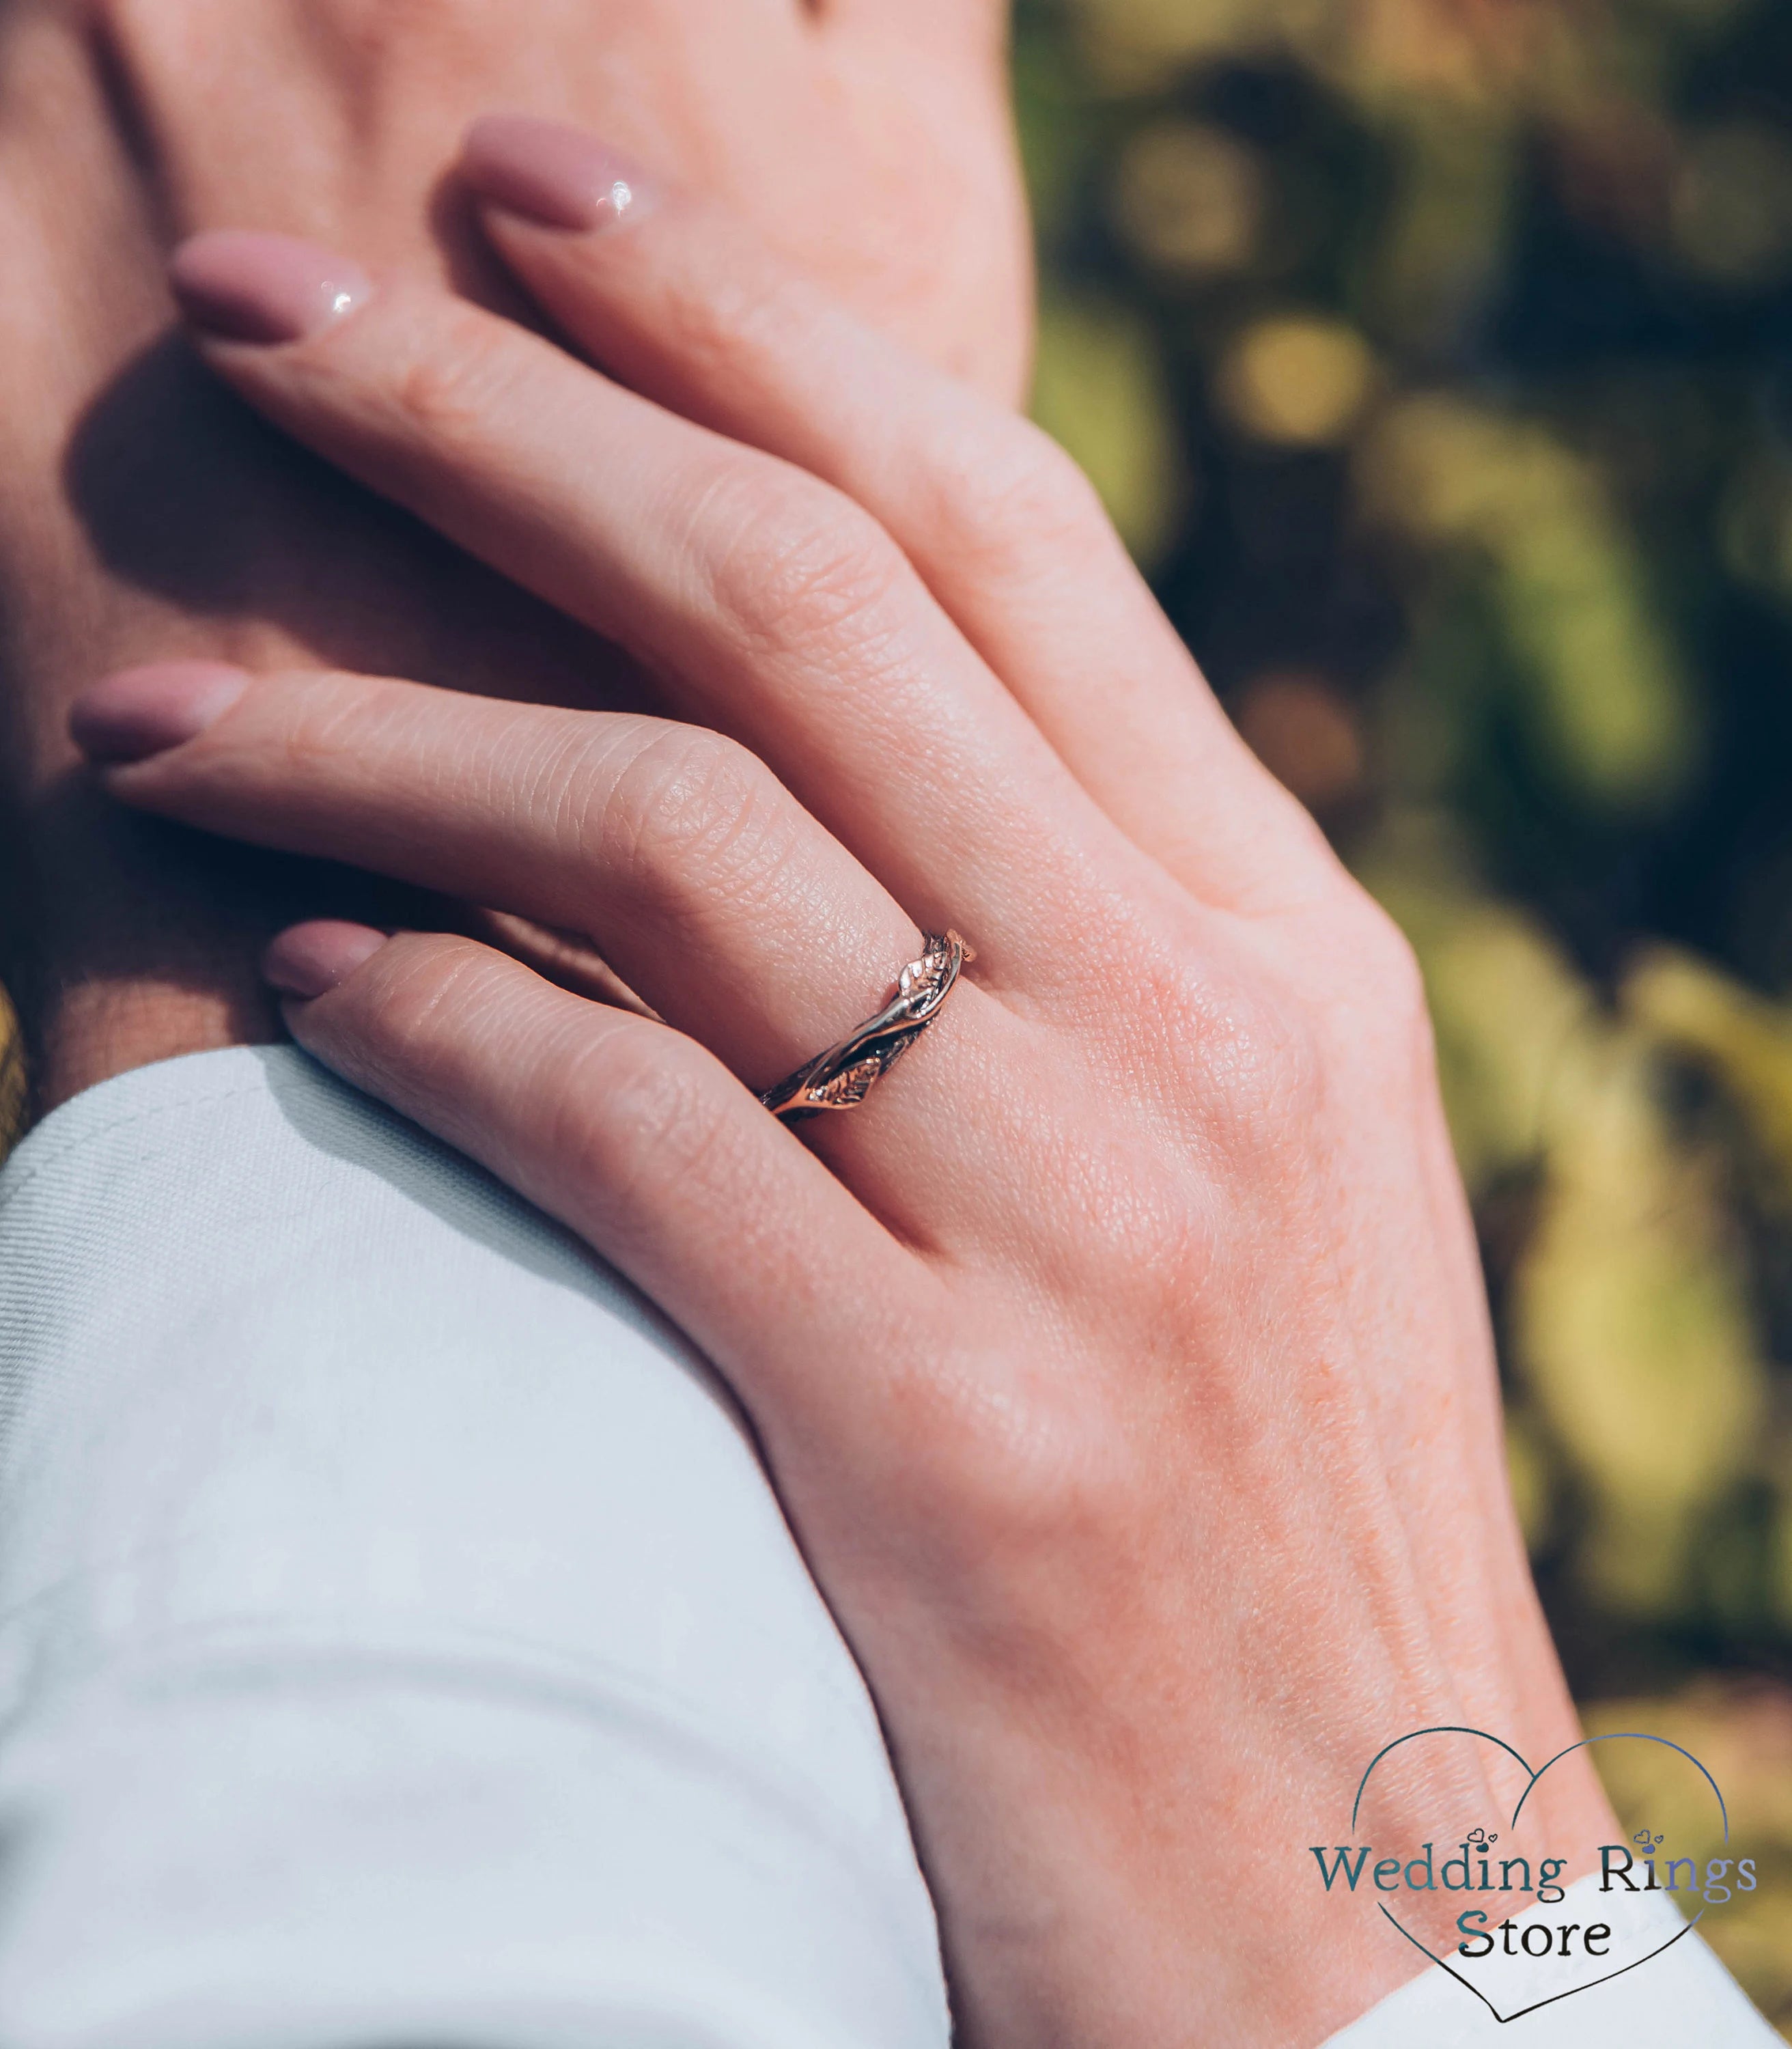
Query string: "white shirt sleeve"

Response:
xmin=0 ymin=1046 xmax=1772 ymax=2048
xmin=1321 ymin=1874 xmax=1780 ymax=2046
xmin=0 ymin=1046 xmax=949 ymax=2049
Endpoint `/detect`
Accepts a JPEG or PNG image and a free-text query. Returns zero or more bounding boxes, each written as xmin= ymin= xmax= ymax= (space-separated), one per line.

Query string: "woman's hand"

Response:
xmin=72 ymin=121 xmax=1614 ymax=2048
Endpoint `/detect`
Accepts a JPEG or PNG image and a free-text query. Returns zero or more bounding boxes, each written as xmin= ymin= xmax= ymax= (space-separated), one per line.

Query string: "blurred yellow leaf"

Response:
xmin=1515 ymin=1038 xmax=1765 ymax=1612
xmin=1031 ymin=292 xmax=1186 ymax=567
xmin=1214 ymin=313 xmax=1377 ymax=447
xmin=1625 ymin=946 xmax=1792 ymax=1200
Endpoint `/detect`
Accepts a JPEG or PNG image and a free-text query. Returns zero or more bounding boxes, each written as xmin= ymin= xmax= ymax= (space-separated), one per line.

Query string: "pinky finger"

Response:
xmin=266 ymin=922 xmax=925 ymax=1449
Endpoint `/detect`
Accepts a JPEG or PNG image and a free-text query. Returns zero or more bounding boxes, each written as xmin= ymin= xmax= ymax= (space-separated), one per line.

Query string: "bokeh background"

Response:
xmin=1020 ymin=0 xmax=1792 ymax=2023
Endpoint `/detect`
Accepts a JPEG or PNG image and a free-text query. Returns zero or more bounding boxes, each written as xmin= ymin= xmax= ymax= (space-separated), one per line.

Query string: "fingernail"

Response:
xmin=460 ymin=115 xmax=654 ymax=232
xmin=170 ymin=230 xmax=374 ymax=345
xmin=70 ymin=660 xmax=250 ymax=764
xmin=264 ymin=921 xmax=388 ymax=1001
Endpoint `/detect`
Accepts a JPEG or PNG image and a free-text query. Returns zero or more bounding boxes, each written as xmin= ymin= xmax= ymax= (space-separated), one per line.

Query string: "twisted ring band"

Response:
xmin=760 ymin=931 xmax=974 ymax=1124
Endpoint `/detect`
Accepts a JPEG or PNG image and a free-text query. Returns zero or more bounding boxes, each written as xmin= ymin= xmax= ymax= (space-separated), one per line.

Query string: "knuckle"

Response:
xmin=360 ymin=940 xmax=489 ymax=1065
xmin=1138 ymin=893 xmax=1438 ymax=1158
xmin=1135 ymin=941 xmax=1327 ymax=1156
xmin=1177 ymin=897 xmax=1437 ymax=1157
xmin=1332 ymin=898 xmax=1439 ymax=1070
xmin=1080 ymin=907 xmax=1357 ymax=1171
xmin=1356 ymin=904 xmax=1430 ymax=1028
xmin=563 ymin=1029 xmax=739 ymax=1236
xmin=270 ymin=673 xmax=397 ymax=776
xmin=391 ymin=309 xmax=522 ymax=449
xmin=658 ymin=260 xmax=791 ymax=395
xmin=593 ymin=725 xmax=800 ymax=926
xmin=919 ymin=410 xmax=1111 ymax=574
xmin=692 ymin=463 xmax=910 ymax=654
xmin=1293 ymin=886 xmax=1434 ymax=1052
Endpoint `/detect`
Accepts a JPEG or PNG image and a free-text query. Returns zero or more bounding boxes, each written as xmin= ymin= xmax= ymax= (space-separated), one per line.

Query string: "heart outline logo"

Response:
xmin=1350 ymin=1725 xmax=1728 ymax=2024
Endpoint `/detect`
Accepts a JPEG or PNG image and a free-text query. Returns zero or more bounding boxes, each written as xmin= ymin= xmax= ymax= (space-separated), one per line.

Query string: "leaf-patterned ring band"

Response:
xmin=759 ymin=931 xmax=975 ymax=1124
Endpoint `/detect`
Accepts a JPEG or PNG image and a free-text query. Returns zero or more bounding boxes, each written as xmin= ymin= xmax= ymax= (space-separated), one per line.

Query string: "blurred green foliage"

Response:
xmin=1021 ymin=0 xmax=1792 ymax=2020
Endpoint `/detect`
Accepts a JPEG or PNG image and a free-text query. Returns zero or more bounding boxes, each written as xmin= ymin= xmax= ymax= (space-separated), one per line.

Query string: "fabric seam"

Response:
xmin=0 ymin=1076 xmax=283 ymax=1221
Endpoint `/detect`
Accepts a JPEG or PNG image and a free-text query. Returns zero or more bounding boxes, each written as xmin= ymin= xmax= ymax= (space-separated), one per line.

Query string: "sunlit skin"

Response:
xmin=71 ymin=126 xmax=1618 ymax=2048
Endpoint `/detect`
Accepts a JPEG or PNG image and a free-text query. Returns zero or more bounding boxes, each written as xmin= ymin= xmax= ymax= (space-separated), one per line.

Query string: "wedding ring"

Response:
xmin=761 ymin=931 xmax=974 ymax=1123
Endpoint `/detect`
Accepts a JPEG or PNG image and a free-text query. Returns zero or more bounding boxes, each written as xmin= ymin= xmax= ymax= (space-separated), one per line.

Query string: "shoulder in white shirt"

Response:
xmin=0 ymin=1047 xmax=1771 ymax=2046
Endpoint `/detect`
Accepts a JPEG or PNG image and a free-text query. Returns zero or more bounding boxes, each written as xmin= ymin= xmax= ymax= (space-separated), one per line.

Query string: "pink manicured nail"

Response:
xmin=264 ymin=921 xmax=389 ymax=1001
xmin=70 ymin=661 xmax=250 ymax=764
xmin=460 ymin=115 xmax=654 ymax=232
xmin=169 ymin=231 xmax=374 ymax=345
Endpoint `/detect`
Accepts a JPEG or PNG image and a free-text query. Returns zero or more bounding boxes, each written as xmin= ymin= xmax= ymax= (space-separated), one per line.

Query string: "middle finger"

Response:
xmin=165 ymin=232 xmax=1132 ymax=979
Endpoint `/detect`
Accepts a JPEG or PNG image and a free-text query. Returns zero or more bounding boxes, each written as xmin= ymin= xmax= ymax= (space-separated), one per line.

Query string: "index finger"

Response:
xmin=167 ymin=229 xmax=1121 ymax=974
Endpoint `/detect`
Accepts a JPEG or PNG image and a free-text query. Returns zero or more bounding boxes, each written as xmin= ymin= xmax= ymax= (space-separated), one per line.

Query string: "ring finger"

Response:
xmin=70 ymin=659 xmax=1020 ymax=1240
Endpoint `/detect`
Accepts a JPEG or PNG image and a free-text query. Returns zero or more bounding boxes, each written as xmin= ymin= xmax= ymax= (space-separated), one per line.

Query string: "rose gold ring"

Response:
xmin=760 ymin=930 xmax=974 ymax=1124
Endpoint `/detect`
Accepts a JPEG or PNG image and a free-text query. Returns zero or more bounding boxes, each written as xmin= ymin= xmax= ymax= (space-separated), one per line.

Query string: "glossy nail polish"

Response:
xmin=264 ymin=922 xmax=389 ymax=1001
xmin=460 ymin=115 xmax=653 ymax=232
xmin=170 ymin=231 xmax=374 ymax=345
xmin=70 ymin=661 xmax=250 ymax=764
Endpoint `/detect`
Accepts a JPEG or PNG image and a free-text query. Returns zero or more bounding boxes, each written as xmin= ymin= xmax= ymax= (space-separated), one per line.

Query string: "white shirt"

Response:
xmin=0 ymin=1048 xmax=1772 ymax=2047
